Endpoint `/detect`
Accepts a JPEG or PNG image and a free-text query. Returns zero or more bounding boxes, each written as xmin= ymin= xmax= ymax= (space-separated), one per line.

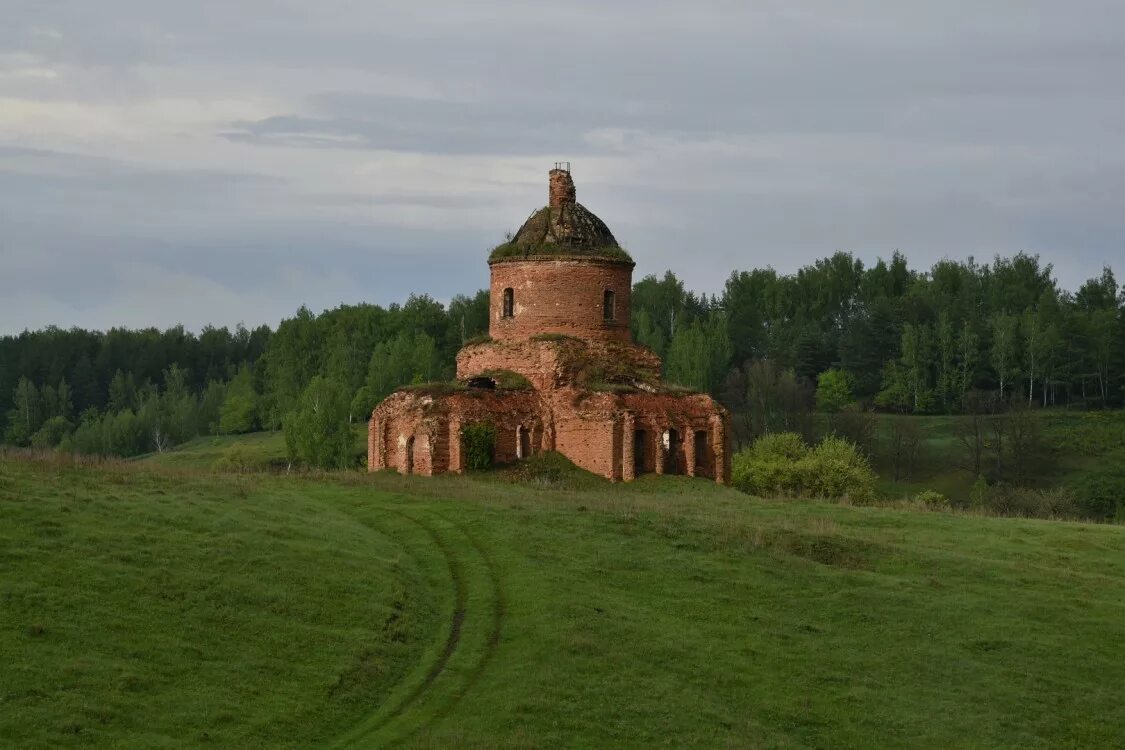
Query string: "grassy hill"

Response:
xmin=2 ymin=449 xmax=1123 ymax=747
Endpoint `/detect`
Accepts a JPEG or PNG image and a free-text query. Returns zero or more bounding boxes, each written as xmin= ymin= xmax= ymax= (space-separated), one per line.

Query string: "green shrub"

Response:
xmin=30 ymin=416 xmax=72 ymax=449
xmin=914 ymin=490 xmax=951 ymax=511
xmin=732 ymin=432 xmax=808 ymax=496
xmin=983 ymin=484 xmax=1081 ymax=520
xmin=1066 ymin=456 xmax=1125 ymax=521
xmin=461 ymin=423 xmax=496 ymax=471
xmin=732 ymin=432 xmax=876 ymax=504
xmin=215 ymin=445 xmax=251 ymax=473
xmin=749 ymin=432 xmax=808 ymax=462
xmin=806 ymin=436 xmax=877 ymax=504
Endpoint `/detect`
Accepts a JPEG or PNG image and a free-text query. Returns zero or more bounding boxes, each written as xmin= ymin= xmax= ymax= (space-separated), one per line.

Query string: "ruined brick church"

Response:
xmin=368 ymin=166 xmax=729 ymax=482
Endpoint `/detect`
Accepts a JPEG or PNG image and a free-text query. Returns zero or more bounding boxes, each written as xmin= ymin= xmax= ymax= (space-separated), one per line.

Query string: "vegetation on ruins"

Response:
xmin=488 ymin=205 xmax=634 ymax=264
xmin=460 ymin=422 xmax=497 ymax=470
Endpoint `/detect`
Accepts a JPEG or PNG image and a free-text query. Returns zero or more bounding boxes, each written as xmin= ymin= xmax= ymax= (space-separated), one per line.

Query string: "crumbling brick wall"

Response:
xmin=370 ymin=389 xmax=544 ymax=475
xmin=456 ymin=338 xmax=661 ymax=392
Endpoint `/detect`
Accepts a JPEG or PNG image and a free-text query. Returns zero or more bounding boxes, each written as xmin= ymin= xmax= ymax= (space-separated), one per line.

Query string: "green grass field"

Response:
xmin=2 ymin=448 xmax=1123 ymax=747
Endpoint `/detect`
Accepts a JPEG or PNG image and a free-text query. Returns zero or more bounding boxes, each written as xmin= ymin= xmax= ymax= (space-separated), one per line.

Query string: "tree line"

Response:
xmin=2 ymin=252 xmax=1122 ymax=460
xmin=635 ymin=252 xmax=1122 ymax=415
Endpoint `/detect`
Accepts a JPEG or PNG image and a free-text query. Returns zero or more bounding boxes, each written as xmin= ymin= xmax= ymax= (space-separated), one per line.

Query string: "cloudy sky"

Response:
xmin=2 ymin=1 xmax=1123 ymax=334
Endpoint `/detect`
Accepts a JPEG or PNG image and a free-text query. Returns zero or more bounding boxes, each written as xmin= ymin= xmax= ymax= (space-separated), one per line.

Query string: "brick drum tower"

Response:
xmin=369 ymin=165 xmax=730 ymax=482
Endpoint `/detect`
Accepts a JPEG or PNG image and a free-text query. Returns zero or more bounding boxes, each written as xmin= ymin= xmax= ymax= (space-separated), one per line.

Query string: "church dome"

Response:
xmin=489 ymin=167 xmax=633 ymax=265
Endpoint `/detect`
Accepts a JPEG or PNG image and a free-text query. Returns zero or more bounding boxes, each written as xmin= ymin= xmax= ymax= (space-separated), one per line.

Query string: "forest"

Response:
xmin=2 ymin=251 xmax=1122 ymax=469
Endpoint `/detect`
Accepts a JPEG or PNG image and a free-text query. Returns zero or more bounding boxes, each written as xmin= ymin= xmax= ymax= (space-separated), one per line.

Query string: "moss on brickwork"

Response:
xmin=550 ymin=338 xmax=665 ymax=391
xmin=405 ymin=370 xmax=531 ymax=396
xmin=530 ymin=332 xmax=580 ymax=343
xmin=400 ymin=382 xmax=468 ymax=396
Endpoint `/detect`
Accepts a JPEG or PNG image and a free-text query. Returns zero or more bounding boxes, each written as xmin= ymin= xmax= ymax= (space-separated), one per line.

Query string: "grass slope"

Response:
xmin=2 ymin=452 xmax=1123 ymax=747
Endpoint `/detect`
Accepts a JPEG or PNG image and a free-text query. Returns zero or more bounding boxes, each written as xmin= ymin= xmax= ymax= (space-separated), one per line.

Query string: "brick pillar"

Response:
xmin=448 ymin=417 xmax=464 ymax=474
xmin=549 ymin=168 xmax=575 ymax=209
xmin=368 ymin=416 xmax=378 ymax=472
xmin=684 ymin=425 xmax=697 ymax=477
xmin=654 ymin=428 xmax=666 ymax=475
xmin=711 ymin=415 xmax=728 ymax=485
xmin=610 ymin=415 xmax=623 ymax=482
xmin=622 ymin=412 xmax=636 ymax=482
xmin=373 ymin=418 xmax=384 ymax=470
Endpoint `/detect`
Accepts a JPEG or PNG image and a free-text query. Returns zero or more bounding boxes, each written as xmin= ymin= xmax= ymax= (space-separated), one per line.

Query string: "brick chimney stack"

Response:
xmin=549 ymin=165 xmax=575 ymax=209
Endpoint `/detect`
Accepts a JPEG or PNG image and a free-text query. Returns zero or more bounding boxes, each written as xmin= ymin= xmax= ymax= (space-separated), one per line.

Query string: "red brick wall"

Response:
xmin=488 ymin=259 xmax=633 ymax=342
xmin=370 ymin=390 xmax=544 ymax=475
xmin=553 ymin=405 xmax=620 ymax=480
xmin=370 ymin=385 xmax=730 ymax=483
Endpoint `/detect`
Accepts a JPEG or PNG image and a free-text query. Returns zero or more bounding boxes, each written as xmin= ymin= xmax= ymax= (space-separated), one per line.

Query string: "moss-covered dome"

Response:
xmin=489 ymin=168 xmax=633 ymax=264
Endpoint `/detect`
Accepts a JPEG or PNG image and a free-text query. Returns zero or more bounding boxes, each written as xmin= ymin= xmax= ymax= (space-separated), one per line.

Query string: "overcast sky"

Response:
xmin=2 ymin=1 xmax=1123 ymax=334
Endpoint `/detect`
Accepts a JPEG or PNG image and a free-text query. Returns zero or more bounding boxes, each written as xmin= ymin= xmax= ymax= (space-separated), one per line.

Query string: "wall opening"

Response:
xmin=517 ymin=425 xmax=531 ymax=459
xmin=502 ymin=287 xmax=514 ymax=318
xmin=634 ymin=429 xmax=648 ymax=474
xmin=694 ymin=430 xmax=711 ymax=478
xmin=404 ymin=435 xmax=415 ymax=475
xmin=467 ymin=376 xmax=497 ymax=390
xmin=603 ymin=289 xmax=616 ymax=321
xmin=664 ymin=428 xmax=683 ymax=475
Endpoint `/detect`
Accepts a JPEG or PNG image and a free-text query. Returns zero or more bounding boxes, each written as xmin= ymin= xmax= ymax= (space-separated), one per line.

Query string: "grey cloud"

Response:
xmin=2 ymin=1 xmax=1125 ymax=333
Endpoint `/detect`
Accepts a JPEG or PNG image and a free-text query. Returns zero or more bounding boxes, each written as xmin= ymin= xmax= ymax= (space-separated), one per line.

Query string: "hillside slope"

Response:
xmin=2 ymin=454 xmax=1123 ymax=747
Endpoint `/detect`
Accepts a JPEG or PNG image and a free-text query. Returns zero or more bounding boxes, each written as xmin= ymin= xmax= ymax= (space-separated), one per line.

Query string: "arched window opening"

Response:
xmin=502 ymin=288 xmax=514 ymax=318
xmin=603 ymin=289 xmax=616 ymax=321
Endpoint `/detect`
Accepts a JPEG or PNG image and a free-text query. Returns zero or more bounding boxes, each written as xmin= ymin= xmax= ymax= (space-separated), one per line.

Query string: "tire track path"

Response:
xmin=327 ymin=502 xmax=503 ymax=748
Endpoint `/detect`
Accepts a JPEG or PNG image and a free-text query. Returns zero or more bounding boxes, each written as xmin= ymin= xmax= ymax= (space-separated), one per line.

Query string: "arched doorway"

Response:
xmin=694 ymin=430 xmax=711 ymax=478
xmin=634 ymin=429 xmax=648 ymax=474
xmin=665 ymin=429 xmax=683 ymax=474
xmin=404 ymin=436 xmax=415 ymax=475
xmin=517 ymin=425 xmax=531 ymax=459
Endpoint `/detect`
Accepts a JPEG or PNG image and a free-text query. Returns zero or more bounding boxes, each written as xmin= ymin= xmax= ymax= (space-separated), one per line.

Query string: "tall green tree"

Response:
xmin=283 ymin=375 xmax=353 ymax=469
xmin=815 ymin=368 xmax=855 ymax=413
xmin=5 ymin=377 xmax=42 ymax=446
xmin=219 ymin=366 xmax=258 ymax=434
xmin=900 ymin=323 xmax=935 ymax=412
xmin=935 ymin=313 xmax=958 ymax=412
xmin=955 ymin=320 xmax=980 ymax=407
xmin=665 ymin=314 xmax=731 ymax=393
xmin=989 ymin=314 xmax=1021 ymax=400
